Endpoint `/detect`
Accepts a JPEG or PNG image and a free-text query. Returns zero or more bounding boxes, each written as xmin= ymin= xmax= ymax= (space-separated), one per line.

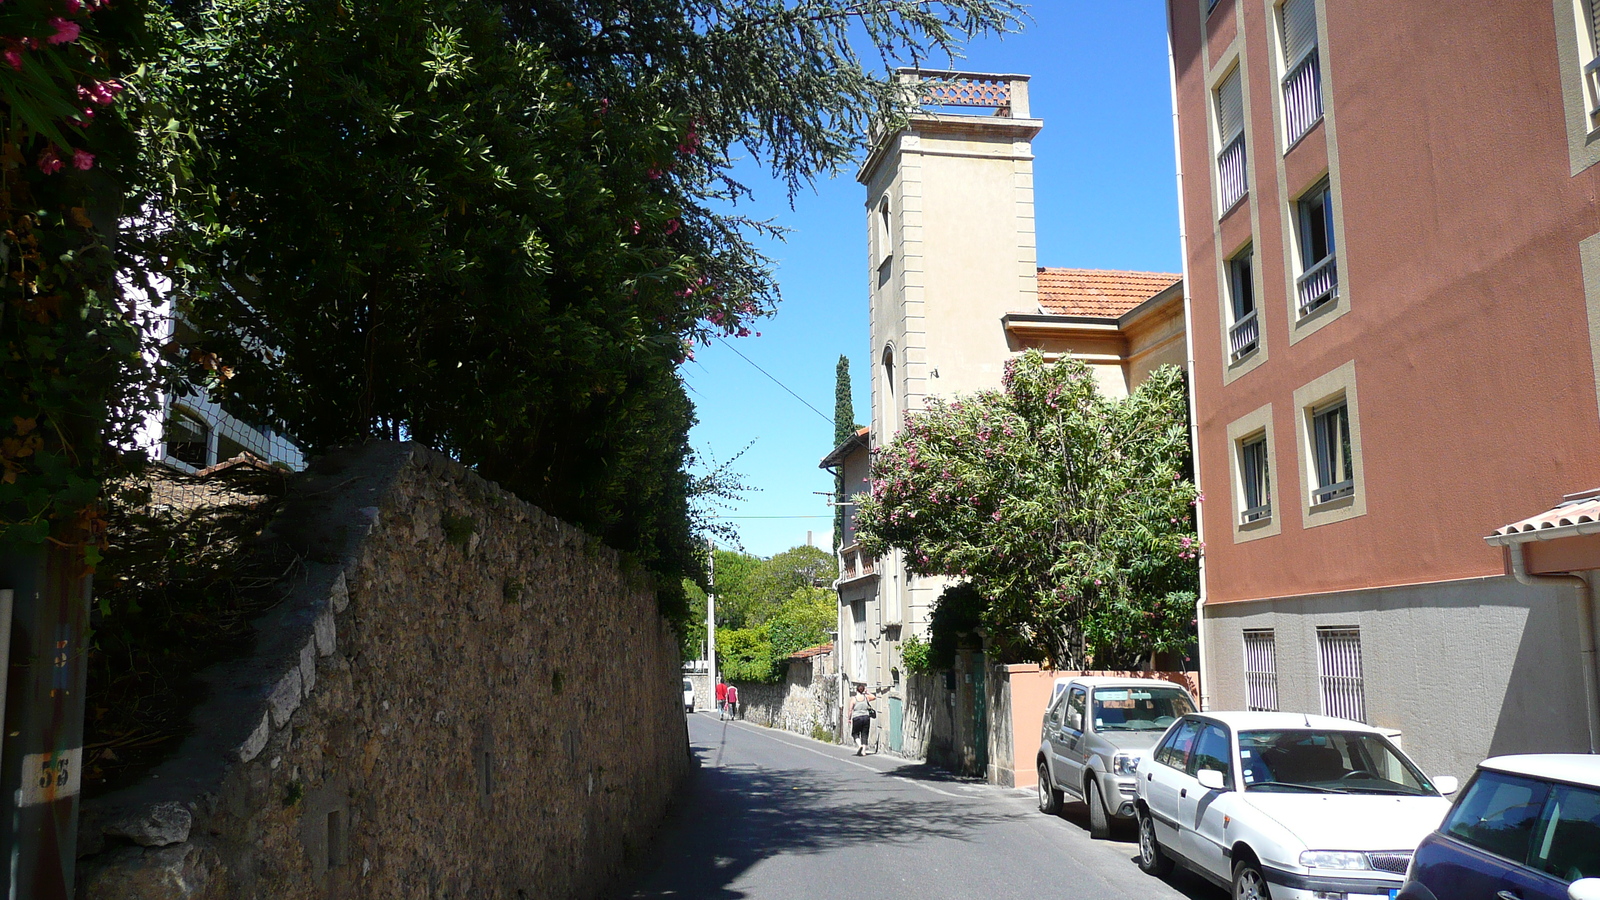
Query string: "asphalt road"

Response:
xmin=611 ymin=711 xmax=1225 ymax=900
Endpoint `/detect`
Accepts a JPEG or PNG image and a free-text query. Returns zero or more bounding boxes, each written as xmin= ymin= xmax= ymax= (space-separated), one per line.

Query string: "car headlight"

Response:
xmin=1112 ymin=752 xmax=1140 ymax=776
xmin=1298 ymin=850 xmax=1371 ymax=870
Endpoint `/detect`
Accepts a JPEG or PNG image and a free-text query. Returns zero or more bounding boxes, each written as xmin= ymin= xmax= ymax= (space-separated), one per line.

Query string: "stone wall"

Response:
xmin=78 ymin=442 xmax=689 ymax=899
xmin=728 ymin=646 xmax=840 ymax=742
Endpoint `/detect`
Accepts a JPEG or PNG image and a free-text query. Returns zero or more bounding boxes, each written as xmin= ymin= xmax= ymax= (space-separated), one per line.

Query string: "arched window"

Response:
xmin=877 ymin=195 xmax=892 ymax=266
xmin=880 ymin=346 xmax=897 ymax=439
xmin=165 ymin=407 xmax=211 ymax=467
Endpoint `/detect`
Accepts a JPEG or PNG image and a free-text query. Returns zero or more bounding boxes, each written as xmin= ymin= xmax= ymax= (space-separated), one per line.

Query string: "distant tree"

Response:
xmin=710 ymin=548 xmax=764 ymax=629
xmin=742 ymin=545 xmax=834 ymax=624
xmin=833 ymin=354 xmax=858 ymax=550
xmin=855 ymin=352 xmax=1200 ymax=669
xmin=767 ymin=585 xmax=836 ymax=658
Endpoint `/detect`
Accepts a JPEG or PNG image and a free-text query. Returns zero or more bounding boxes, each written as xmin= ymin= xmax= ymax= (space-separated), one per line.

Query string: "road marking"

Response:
xmin=698 ymin=713 xmax=978 ymax=799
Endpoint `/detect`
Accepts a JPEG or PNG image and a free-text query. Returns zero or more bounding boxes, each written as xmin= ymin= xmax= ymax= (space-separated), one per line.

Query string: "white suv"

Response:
xmin=1135 ymin=711 xmax=1458 ymax=900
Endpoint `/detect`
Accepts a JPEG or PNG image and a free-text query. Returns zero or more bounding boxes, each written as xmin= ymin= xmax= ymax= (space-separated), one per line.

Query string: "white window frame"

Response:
xmin=1309 ymin=397 xmax=1353 ymax=505
xmin=1227 ymin=245 xmax=1259 ymax=362
xmin=1293 ymin=179 xmax=1338 ymax=319
xmin=1292 ymin=361 xmax=1366 ymax=527
xmin=1276 ymin=0 xmax=1323 ymax=149
xmin=1316 ymin=626 xmax=1366 ymax=724
xmin=1243 ymin=629 xmax=1279 ymax=712
xmin=1238 ymin=431 xmax=1272 ymax=524
xmin=1214 ymin=64 xmax=1248 ymax=215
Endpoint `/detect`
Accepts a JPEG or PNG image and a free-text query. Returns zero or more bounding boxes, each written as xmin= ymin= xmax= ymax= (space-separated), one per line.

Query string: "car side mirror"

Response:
xmin=1196 ymin=768 xmax=1228 ymax=791
xmin=1432 ymin=775 xmax=1458 ymax=796
xmin=1569 ymin=878 xmax=1600 ymax=900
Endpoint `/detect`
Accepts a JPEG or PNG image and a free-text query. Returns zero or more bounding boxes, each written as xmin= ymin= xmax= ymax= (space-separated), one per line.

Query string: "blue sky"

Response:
xmin=684 ymin=3 xmax=1184 ymax=558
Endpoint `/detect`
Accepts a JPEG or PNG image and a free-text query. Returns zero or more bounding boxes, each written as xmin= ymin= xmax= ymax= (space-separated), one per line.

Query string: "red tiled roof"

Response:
xmin=789 ymin=642 xmax=833 ymax=660
xmin=1488 ymin=490 xmax=1600 ymax=543
xmin=1035 ymin=267 xmax=1181 ymax=317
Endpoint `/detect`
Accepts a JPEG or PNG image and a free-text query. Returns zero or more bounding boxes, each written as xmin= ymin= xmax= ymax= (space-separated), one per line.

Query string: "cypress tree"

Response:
xmin=833 ymin=355 xmax=857 ymax=549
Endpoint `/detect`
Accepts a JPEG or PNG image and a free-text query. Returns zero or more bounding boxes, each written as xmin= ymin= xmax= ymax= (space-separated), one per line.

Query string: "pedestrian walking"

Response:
xmin=724 ymin=684 xmax=739 ymax=720
xmin=715 ymin=678 xmax=728 ymax=717
xmin=849 ymin=683 xmax=876 ymax=755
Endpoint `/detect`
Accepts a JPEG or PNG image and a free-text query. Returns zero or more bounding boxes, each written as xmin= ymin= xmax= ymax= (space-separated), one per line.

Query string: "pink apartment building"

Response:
xmin=1170 ymin=0 xmax=1600 ymax=778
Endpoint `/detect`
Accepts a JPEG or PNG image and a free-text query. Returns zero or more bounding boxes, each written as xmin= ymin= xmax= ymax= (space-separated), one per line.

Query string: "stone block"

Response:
xmin=313 ymin=609 xmax=336 ymax=657
xmin=268 ymin=667 xmax=302 ymax=729
xmin=329 ymin=572 xmax=350 ymax=613
xmin=298 ymin=640 xmax=317 ymax=696
xmin=103 ymin=801 xmax=193 ymax=847
xmin=238 ymin=711 xmax=271 ymax=762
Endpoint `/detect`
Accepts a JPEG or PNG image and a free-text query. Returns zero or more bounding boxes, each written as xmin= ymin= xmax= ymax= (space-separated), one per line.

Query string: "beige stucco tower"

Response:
xmin=856 ymin=70 xmax=1043 ymax=660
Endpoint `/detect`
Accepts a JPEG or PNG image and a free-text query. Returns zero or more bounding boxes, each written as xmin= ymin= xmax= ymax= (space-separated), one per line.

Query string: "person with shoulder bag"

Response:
xmin=849 ymin=683 xmax=877 ymax=755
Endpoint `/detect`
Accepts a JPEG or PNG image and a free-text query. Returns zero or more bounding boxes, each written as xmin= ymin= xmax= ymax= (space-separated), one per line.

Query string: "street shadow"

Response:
xmin=611 ymin=748 xmax=1019 ymax=898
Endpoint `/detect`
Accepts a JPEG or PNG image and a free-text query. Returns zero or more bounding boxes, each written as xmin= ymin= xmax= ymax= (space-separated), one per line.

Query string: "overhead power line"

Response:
xmin=714 ymin=336 xmax=833 ymax=426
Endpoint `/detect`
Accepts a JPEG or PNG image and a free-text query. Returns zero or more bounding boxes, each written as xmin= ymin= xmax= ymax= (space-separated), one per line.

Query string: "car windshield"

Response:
xmin=683 ymin=680 xmax=692 ymax=691
xmin=1238 ymin=729 xmax=1436 ymax=796
xmin=1091 ymin=687 xmax=1195 ymax=732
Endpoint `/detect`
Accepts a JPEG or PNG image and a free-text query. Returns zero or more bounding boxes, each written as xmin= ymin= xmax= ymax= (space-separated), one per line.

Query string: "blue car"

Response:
xmin=1399 ymin=755 xmax=1600 ymax=900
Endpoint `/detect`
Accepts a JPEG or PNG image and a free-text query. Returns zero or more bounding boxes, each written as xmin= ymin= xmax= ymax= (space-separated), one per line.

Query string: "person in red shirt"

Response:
xmin=715 ymin=679 xmax=728 ymax=717
xmin=724 ymin=684 xmax=739 ymax=720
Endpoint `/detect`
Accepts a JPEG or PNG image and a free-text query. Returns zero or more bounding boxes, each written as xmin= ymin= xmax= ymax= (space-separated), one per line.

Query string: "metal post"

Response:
xmin=1 ymin=539 xmax=92 ymax=900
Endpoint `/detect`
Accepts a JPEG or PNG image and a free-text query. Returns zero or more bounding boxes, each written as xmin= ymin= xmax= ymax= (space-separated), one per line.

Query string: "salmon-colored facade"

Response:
xmin=1170 ymin=0 xmax=1600 ymax=778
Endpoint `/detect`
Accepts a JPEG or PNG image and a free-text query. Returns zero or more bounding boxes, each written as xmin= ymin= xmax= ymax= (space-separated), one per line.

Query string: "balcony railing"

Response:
xmin=838 ymin=544 xmax=877 ymax=582
xmin=1217 ymin=134 xmax=1247 ymax=213
xmin=1282 ymin=50 xmax=1322 ymax=148
xmin=1228 ymin=310 xmax=1259 ymax=362
xmin=1241 ymin=501 xmax=1272 ymax=524
xmin=1296 ymin=254 xmax=1338 ymax=318
xmin=898 ymin=68 xmax=1030 ymax=118
xmin=1312 ymin=478 xmax=1354 ymax=506
xmin=1585 ymin=57 xmax=1600 ymax=128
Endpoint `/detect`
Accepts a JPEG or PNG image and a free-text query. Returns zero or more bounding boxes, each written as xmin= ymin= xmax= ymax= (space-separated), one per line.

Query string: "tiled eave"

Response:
xmin=1485 ymin=491 xmax=1600 ymax=546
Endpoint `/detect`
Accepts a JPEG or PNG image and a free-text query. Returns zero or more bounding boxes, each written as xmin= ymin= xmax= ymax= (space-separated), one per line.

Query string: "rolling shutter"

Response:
xmin=1281 ymin=0 xmax=1318 ymax=66
xmin=1216 ymin=68 xmax=1244 ymax=143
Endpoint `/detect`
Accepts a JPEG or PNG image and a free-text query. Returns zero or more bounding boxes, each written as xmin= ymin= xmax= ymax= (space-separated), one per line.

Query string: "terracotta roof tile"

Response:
xmin=789 ymin=642 xmax=833 ymax=660
xmin=1035 ymin=267 xmax=1181 ymax=317
xmin=1490 ymin=490 xmax=1600 ymax=542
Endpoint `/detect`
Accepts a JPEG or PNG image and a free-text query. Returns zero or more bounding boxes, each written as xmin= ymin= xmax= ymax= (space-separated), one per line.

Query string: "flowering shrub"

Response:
xmin=0 ymin=0 xmax=150 ymax=545
xmin=856 ymin=352 xmax=1200 ymax=668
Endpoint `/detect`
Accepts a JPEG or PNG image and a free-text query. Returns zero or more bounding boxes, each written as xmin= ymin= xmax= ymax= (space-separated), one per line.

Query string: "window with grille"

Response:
xmin=1227 ymin=246 xmax=1258 ymax=361
xmin=851 ymin=601 xmax=868 ymax=682
xmin=1317 ymin=627 xmax=1366 ymax=723
xmin=1311 ymin=397 xmax=1353 ymax=505
xmin=1243 ymin=629 xmax=1278 ymax=711
xmin=1279 ymin=0 xmax=1322 ymax=146
xmin=1239 ymin=434 xmax=1271 ymax=524
xmin=1215 ymin=67 xmax=1247 ymax=212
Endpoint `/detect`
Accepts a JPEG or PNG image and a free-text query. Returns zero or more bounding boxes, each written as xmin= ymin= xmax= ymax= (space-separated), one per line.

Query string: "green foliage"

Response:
xmin=124 ymin=0 xmax=1024 ymax=634
xmin=716 ymin=624 xmax=778 ymax=683
xmin=925 ymin=581 xmax=984 ymax=671
xmin=717 ymin=581 xmax=835 ymax=683
xmin=900 ymin=633 xmax=932 ymax=675
xmin=856 ymin=352 xmax=1200 ymax=668
xmin=767 ymin=585 xmax=835 ymax=658
xmin=1 ymin=0 xmax=155 ymax=546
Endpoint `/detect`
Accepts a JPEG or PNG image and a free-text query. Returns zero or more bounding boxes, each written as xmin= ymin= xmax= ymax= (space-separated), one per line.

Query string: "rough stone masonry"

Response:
xmin=78 ymin=442 xmax=690 ymax=899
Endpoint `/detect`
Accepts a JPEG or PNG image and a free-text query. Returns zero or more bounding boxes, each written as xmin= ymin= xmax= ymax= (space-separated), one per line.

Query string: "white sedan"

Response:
xmin=1135 ymin=711 xmax=1458 ymax=900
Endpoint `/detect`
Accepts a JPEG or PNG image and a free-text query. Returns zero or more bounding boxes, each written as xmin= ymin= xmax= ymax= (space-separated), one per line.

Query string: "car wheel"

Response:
xmin=1086 ymin=779 xmax=1111 ymax=840
xmin=1232 ymin=859 xmax=1271 ymax=900
xmin=1037 ymin=761 xmax=1062 ymax=815
xmin=1136 ymin=808 xmax=1173 ymax=877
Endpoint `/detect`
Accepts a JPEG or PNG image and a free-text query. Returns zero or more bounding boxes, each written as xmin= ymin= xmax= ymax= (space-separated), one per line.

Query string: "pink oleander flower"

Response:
xmin=89 ymin=80 xmax=123 ymax=106
xmin=3 ymin=48 xmax=22 ymax=71
xmin=66 ymin=0 xmax=82 ymax=11
xmin=664 ymin=218 xmax=680 ymax=235
xmin=46 ymin=17 xmax=80 ymax=44
xmin=72 ymin=148 xmax=94 ymax=171
xmin=36 ymin=146 xmax=63 ymax=174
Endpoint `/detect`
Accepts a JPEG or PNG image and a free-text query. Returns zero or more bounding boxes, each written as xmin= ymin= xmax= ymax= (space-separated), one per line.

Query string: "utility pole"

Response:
xmin=706 ymin=540 xmax=716 ymax=682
